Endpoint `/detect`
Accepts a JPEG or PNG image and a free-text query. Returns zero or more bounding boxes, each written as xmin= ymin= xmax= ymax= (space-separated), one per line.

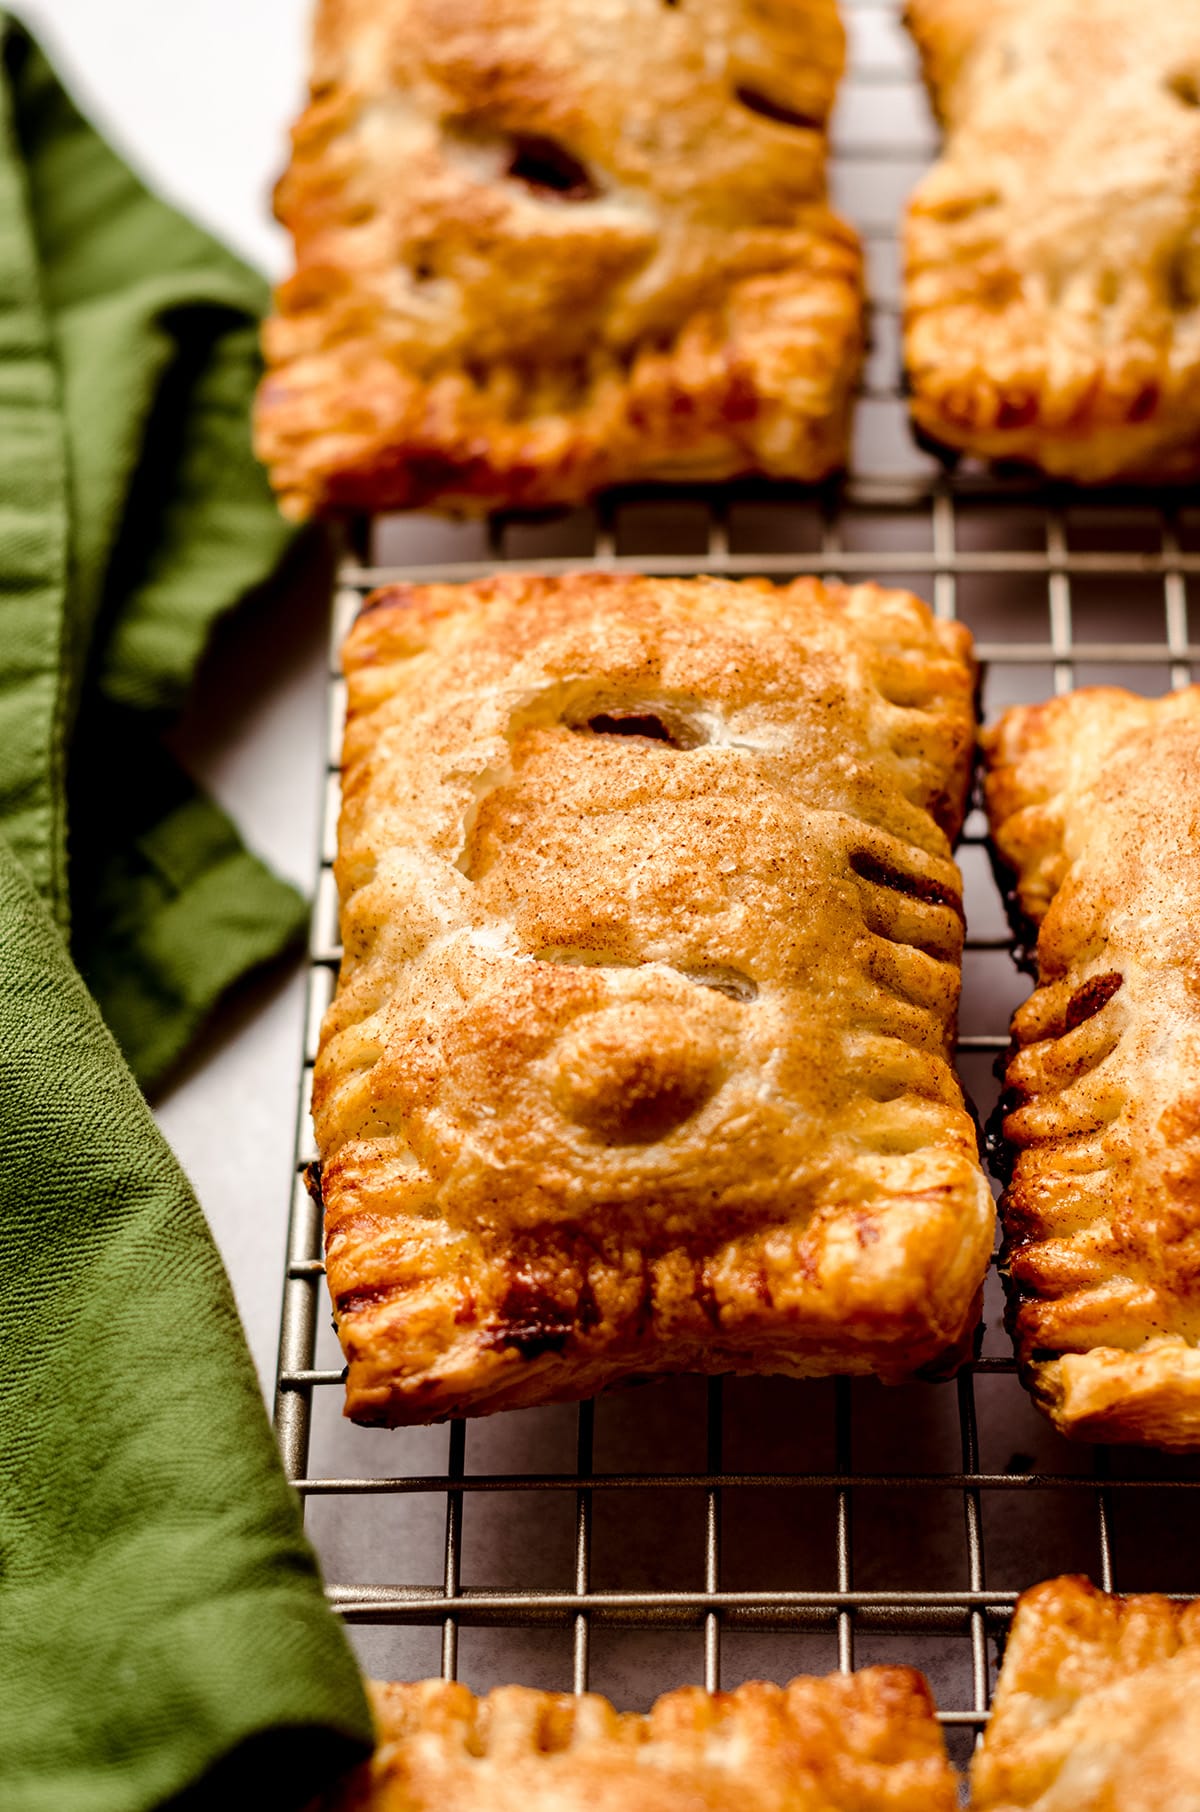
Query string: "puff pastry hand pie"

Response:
xmin=973 ymin=1576 xmax=1200 ymax=1812
xmin=256 ymin=0 xmax=864 ymax=518
xmin=985 ymin=687 xmax=1200 ymax=1448
xmin=316 ymin=572 xmax=991 ymax=1424
xmin=321 ymin=1672 xmax=958 ymax=1812
xmin=905 ymin=1 xmax=1200 ymax=481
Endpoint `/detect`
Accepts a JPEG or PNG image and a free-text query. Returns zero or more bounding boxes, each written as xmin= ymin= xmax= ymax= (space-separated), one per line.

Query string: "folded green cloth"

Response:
xmin=0 ymin=12 xmax=309 ymax=1087
xmin=0 ymin=841 xmax=372 ymax=1812
xmin=0 ymin=17 xmax=375 ymax=1812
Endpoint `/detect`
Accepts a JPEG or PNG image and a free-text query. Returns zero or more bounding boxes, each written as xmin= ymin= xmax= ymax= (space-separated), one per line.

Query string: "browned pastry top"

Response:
xmin=316 ymin=572 xmax=990 ymax=1424
xmin=319 ymin=1673 xmax=957 ymax=1812
xmin=984 ymin=687 xmax=1200 ymax=1447
xmin=905 ymin=0 xmax=1200 ymax=481
xmin=256 ymin=0 xmax=863 ymax=516
xmin=973 ymin=1575 xmax=1200 ymax=1811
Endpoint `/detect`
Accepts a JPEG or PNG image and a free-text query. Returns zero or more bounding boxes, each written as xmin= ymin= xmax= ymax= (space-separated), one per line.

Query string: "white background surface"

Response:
xmin=20 ymin=0 xmax=321 ymax=1386
xmin=19 ymin=0 xmax=307 ymax=279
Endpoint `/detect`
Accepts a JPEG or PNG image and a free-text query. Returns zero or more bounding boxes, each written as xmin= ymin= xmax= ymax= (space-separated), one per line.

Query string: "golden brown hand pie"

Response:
xmin=904 ymin=0 xmax=1200 ymax=481
xmin=984 ymin=687 xmax=1200 ymax=1448
xmin=255 ymin=0 xmax=864 ymax=518
xmin=320 ymin=1672 xmax=958 ymax=1812
xmin=316 ymin=571 xmax=991 ymax=1425
xmin=972 ymin=1576 xmax=1200 ymax=1812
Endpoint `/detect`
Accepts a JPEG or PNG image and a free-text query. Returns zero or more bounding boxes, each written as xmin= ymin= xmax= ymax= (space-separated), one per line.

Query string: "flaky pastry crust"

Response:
xmin=972 ymin=1576 xmax=1200 ymax=1811
xmin=984 ymin=687 xmax=1200 ymax=1448
xmin=316 ymin=572 xmax=991 ymax=1425
xmin=319 ymin=1672 xmax=957 ymax=1812
xmin=256 ymin=0 xmax=864 ymax=517
xmin=905 ymin=0 xmax=1200 ymax=481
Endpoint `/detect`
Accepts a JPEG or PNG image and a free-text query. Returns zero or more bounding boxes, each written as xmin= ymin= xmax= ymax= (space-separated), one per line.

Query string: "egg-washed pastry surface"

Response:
xmin=985 ymin=687 xmax=1200 ymax=1448
xmin=972 ymin=1575 xmax=1200 ymax=1812
xmin=319 ymin=1672 xmax=958 ymax=1812
xmin=256 ymin=0 xmax=863 ymax=518
xmin=317 ymin=572 xmax=990 ymax=1425
xmin=904 ymin=0 xmax=1200 ymax=481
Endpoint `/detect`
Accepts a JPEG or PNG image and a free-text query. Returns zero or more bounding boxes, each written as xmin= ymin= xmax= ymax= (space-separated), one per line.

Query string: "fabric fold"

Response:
xmin=0 ymin=14 xmax=305 ymax=1086
xmin=71 ymin=704 xmax=310 ymax=1084
xmin=0 ymin=840 xmax=373 ymax=1812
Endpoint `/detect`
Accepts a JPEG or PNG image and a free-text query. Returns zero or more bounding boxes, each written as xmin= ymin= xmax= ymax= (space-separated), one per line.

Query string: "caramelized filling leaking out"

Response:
xmin=1166 ymin=246 xmax=1200 ymax=312
xmin=1064 ymin=971 xmax=1123 ymax=1031
xmin=1166 ymin=70 xmax=1200 ymax=108
xmin=507 ymin=135 xmax=597 ymax=199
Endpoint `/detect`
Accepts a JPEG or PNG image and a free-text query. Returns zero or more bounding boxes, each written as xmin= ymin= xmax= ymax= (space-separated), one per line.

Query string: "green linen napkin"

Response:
xmin=0 ymin=839 xmax=372 ymax=1812
xmin=0 ymin=12 xmax=309 ymax=1087
xmin=0 ymin=17 xmax=376 ymax=1812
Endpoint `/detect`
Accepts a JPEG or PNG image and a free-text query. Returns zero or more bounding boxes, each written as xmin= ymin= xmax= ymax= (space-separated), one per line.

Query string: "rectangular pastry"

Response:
xmin=973 ymin=1575 xmax=1200 ymax=1811
xmin=322 ymin=1672 xmax=958 ymax=1811
xmin=904 ymin=1 xmax=1200 ymax=481
xmin=984 ymin=687 xmax=1200 ymax=1448
xmin=255 ymin=0 xmax=864 ymax=517
xmin=316 ymin=572 xmax=992 ymax=1424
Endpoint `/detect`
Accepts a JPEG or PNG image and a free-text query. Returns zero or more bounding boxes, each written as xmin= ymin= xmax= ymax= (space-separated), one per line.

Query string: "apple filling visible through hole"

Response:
xmin=572 ymin=708 xmax=706 ymax=750
xmin=507 ymin=135 xmax=597 ymax=199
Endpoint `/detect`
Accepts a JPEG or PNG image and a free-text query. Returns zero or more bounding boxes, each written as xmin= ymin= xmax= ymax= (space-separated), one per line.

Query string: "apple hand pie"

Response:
xmin=320 ymin=1672 xmax=958 ymax=1812
xmin=972 ymin=1575 xmax=1200 ymax=1812
xmin=255 ymin=0 xmax=864 ymax=518
xmin=316 ymin=572 xmax=991 ymax=1425
xmin=905 ymin=0 xmax=1200 ymax=481
xmin=984 ymin=686 xmax=1200 ymax=1448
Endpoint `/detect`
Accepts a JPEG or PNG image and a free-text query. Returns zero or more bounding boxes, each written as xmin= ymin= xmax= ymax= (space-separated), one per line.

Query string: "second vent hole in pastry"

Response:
xmin=849 ymin=848 xmax=963 ymax=915
xmin=507 ymin=135 xmax=597 ymax=199
xmin=680 ymin=968 xmax=757 ymax=1003
xmin=537 ymin=948 xmax=757 ymax=1003
xmin=733 ymin=85 xmax=823 ymax=132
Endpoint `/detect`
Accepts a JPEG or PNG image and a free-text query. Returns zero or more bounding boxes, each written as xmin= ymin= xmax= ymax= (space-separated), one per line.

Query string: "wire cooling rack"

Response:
xmin=273 ymin=0 xmax=1200 ymax=1774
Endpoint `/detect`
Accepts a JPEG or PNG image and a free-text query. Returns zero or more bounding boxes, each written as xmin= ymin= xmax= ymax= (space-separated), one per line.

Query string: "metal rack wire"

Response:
xmin=273 ymin=0 xmax=1200 ymax=1770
